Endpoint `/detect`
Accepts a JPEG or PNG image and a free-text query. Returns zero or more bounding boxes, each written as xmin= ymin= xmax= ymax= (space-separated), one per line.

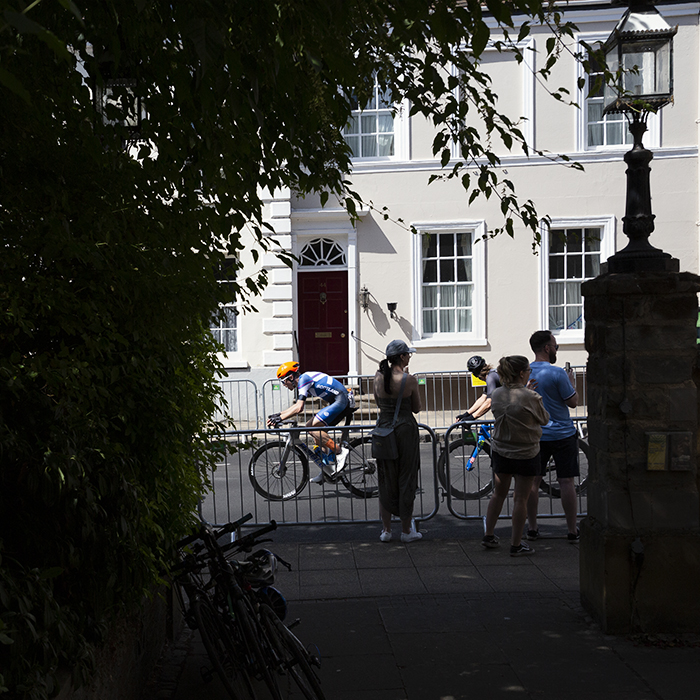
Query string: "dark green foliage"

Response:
xmin=0 ymin=1 xmax=582 ymax=697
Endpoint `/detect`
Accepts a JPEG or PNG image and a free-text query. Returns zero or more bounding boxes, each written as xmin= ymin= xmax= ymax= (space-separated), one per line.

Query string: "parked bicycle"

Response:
xmin=437 ymin=420 xmax=589 ymax=500
xmin=248 ymin=419 xmax=378 ymax=501
xmin=171 ymin=514 xmax=325 ymax=700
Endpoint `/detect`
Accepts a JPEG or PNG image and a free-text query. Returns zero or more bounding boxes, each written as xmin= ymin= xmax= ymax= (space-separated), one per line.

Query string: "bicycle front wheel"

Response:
xmin=191 ymin=595 xmax=256 ymax=700
xmin=437 ymin=438 xmax=493 ymax=500
xmin=539 ymin=438 xmax=589 ymax=497
xmin=249 ymin=441 xmax=309 ymax=501
xmin=259 ymin=605 xmax=326 ymax=700
xmin=340 ymin=438 xmax=379 ymax=498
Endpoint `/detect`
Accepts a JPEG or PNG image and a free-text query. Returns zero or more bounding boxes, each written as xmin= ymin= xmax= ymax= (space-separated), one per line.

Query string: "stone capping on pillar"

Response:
xmin=580 ymin=268 xmax=700 ymax=634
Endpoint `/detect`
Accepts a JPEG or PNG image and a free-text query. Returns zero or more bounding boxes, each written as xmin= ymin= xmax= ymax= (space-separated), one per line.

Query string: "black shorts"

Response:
xmin=538 ymin=434 xmax=579 ymax=478
xmin=492 ymin=450 xmax=541 ymax=477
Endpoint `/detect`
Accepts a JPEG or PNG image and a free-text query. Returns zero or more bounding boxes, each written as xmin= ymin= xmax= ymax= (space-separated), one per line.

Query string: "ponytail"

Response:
xmin=378 ymin=354 xmax=404 ymax=395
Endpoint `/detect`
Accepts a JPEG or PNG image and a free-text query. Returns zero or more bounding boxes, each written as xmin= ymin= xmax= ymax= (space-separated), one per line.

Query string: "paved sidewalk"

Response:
xmin=155 ymin=517 xmax=700 ymax=700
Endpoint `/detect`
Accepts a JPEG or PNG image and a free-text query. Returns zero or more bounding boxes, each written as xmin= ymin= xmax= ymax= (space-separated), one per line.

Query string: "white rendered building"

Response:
xmin=217 ymin=2 xmax=700 ymax=386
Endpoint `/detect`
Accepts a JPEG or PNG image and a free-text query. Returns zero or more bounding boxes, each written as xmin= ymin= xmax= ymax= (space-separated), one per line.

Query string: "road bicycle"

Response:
xmin=172 ymin=514 xmax=326 ymax=700
xmin=437 ymin=421 xmax=589 ymax=500
xmin=248 ymin=419 xmax=378 ymax=501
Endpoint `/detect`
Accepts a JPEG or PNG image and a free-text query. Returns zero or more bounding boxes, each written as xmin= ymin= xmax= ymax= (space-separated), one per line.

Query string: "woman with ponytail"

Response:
xmin=481 ymin=355 xmax=549 ymax=556
xmin=373 ymin=340 xmax=422 ymax=543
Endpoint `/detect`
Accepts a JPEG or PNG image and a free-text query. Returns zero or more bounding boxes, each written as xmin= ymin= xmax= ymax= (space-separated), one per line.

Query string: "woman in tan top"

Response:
xmin=481 ymin=355 xmax=549 ymax=556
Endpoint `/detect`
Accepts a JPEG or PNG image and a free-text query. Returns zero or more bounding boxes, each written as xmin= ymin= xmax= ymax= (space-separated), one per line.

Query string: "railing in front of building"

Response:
xmin=216 ymin=367 xmax=587 ymax=432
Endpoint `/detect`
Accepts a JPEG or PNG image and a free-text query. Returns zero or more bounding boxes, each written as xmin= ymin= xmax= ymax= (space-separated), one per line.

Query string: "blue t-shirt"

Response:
xmin=529 ymin=361 xmax=576 ymax=441
xmin=296 ymin=372 xmax=347 ymax=404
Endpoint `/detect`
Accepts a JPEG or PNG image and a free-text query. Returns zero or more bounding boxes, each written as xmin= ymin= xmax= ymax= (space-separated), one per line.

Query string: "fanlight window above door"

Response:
xmin=299 ymin=238 xmax=346 ymax=267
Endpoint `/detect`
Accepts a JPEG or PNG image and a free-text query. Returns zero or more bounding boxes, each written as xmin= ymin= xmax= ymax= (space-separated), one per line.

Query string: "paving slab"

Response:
xmin=154 ymin=518 xmax=700 ymax=700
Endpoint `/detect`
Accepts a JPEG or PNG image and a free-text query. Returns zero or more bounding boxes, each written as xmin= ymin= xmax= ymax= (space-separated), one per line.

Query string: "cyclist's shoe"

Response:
xmin=310 ymin=471 xmax=325 ymax=484
xmin=526 ymin=528 xmax=540 ymax=541
xmin=510 ymin=542 xmax=535 ymax=557
xmin=379 ymin=530 xmax=392 ymax=543
xmin=333 ymin=446 xmax=350 ymax=473
xmin=481 ymin=535 xmax=500 ymax=549
xmin=568 ymin=528 xmax=580 ymax=543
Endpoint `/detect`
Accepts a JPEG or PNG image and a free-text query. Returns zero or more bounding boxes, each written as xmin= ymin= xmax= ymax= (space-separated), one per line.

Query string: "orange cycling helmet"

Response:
xmin=276 ymin=361 xmax=300 ymax=380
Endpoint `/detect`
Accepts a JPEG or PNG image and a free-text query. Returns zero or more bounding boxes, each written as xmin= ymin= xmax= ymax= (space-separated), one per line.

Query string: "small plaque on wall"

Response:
xmin=646 ymin=433 xmax=667 ymax=471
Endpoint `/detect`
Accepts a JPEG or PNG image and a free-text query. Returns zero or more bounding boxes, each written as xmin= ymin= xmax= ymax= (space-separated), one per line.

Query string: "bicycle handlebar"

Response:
xmin=176 ymin=513 xmax=254 ymax=549
xmin=222 ymin=520 xmax=277 ymax=554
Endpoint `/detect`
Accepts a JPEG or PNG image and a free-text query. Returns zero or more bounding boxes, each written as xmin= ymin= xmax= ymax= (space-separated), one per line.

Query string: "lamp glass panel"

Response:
xmin=603 ymin=43 xmax=620 ymax=108
xmin=621 ymin=45 xmax=655 ymax=96
xmin=621 ymin=40 xmax=671 ymax=96
xmin=656 ymin=41 xmax=671 ymax=93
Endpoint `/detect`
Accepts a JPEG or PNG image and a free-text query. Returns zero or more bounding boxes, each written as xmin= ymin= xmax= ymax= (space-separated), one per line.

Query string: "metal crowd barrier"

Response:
xmin=441 ymin=417 xmax=589 ymax=521
xmin=218 ymin=366 xmax=587 ymax=431
xmin=200 ymin=423 xmax=439 ymax=528
xmin=200 ymin=418 xmax=588 ymax=528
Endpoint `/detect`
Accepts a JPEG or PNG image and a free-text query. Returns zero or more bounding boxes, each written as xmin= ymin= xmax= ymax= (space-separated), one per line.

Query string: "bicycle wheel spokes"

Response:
xmin=340 ymin=438 xmax=379 ymax=498
xmin=438 ymin=438 xmax=493 ymax=500
xmin=249 ymin=442 xmax=309 ymax=501
xmin=192 ymin=595 xmax=257 ymax=700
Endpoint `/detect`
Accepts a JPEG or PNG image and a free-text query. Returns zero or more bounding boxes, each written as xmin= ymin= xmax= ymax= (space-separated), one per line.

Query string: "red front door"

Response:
xmin=297 ymin=270 xmax=349 ymax=376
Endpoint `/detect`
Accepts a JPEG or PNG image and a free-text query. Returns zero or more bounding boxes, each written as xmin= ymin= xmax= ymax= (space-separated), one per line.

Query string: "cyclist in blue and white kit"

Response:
xmin=268 ymin=362 xmax=351 ymax=483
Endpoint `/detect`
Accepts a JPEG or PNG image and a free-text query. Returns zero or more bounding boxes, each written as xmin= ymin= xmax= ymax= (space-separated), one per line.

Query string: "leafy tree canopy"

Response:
xmin=0 ymin=1 xmax=580 ymax=697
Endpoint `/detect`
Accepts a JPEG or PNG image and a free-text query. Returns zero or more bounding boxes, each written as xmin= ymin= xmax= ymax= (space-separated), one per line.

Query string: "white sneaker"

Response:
xmin=333 ymin=446 xmax=350 ymax=473
xmin=310 ymin=472 xmax=324 ymax=484
xmin=380 ymin=530 xmax=392 ymax=543
xmin=401 ymin=530 xmax=422 ymax=543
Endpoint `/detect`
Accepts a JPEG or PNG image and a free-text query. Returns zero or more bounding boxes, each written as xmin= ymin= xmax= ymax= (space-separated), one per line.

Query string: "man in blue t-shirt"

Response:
xmin=526 ymin=330 xmax=580 ymax=542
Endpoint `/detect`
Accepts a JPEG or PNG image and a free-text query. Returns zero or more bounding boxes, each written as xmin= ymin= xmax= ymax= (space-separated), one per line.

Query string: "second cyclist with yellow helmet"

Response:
xmin=269 ymin=362 xmax=352 ymax=483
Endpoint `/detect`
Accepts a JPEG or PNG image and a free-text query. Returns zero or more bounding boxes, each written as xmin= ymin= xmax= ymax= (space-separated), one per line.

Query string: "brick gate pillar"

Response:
xmin=581 ymin=271 xmax=700 ymax=633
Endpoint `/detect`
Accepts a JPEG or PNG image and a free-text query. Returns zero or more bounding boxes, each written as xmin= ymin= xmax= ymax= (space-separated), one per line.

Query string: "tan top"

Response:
xmin=490 ymin=385 xmax=550 ymax=459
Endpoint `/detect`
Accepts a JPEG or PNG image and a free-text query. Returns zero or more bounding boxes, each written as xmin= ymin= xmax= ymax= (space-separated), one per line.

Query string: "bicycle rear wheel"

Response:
xmin=230 ymin=595 xmax=283 ymax=700
xmin=539 ymin=438 xmax=589 ymax=497
xmin=191 ymin=595 xmax=256 ymax=700
xmin=249 ymin=441 xmax=309 ymax=501
xmin=259 ymin=605 xmax=325 ymax=700
xmin=340 ymin=437 xmax=379 ymax=498
xmin=437 ymin=437 xmax=493 ymax=500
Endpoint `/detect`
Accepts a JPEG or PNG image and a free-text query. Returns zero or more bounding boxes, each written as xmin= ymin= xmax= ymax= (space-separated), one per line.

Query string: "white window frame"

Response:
xmin=212 ymin=261 xmax=247 ymax=369
xmin=342 ymin=74 xmax=410 ymax=162
xmin=411 ymin=221 xmax=487 ymax=348
xmin=212 ymin=302 xmax=246 ymax=368
xmin=576 ymin=33 xmax=660 ymax=153
xmin=539 ymin=216 xmax=616 ymax=344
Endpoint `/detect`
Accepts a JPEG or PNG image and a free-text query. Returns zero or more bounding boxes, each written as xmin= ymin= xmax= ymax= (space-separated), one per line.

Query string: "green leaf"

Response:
xmin=0 ymin=65 xmax=31 ymax=104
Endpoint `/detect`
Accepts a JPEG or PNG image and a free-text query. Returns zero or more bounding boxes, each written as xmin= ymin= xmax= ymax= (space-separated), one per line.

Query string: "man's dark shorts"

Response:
xmin=538 ymin=434 xmax=579 ymax=478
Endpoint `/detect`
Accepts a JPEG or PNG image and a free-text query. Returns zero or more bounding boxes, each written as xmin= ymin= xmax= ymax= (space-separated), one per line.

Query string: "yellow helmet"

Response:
xmin=276 ymin=361 xmax=300 ymax=380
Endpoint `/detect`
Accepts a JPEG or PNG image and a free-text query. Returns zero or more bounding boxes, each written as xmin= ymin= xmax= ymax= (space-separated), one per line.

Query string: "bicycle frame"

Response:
xmin=277 ymin=427 xmax=326 ymax=472
xmin=463 ymin=423 xmax=492 ymax=471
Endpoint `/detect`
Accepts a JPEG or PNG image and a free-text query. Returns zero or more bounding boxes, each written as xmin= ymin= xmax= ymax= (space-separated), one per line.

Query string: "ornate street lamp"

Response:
xmin=91 ymin=47 xmax=143 ymax=139
xmin=602 ymin=0 xmax=678 ymax=273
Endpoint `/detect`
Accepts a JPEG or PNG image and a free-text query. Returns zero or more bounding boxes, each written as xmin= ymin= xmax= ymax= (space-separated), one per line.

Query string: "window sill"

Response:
xmin=412 ymin=336 xmax=488 ymax=349
xmin=550 ymin=334 xmax=585 ymax=346
xmin=217 ymin=354 xmax=249 ymax=370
